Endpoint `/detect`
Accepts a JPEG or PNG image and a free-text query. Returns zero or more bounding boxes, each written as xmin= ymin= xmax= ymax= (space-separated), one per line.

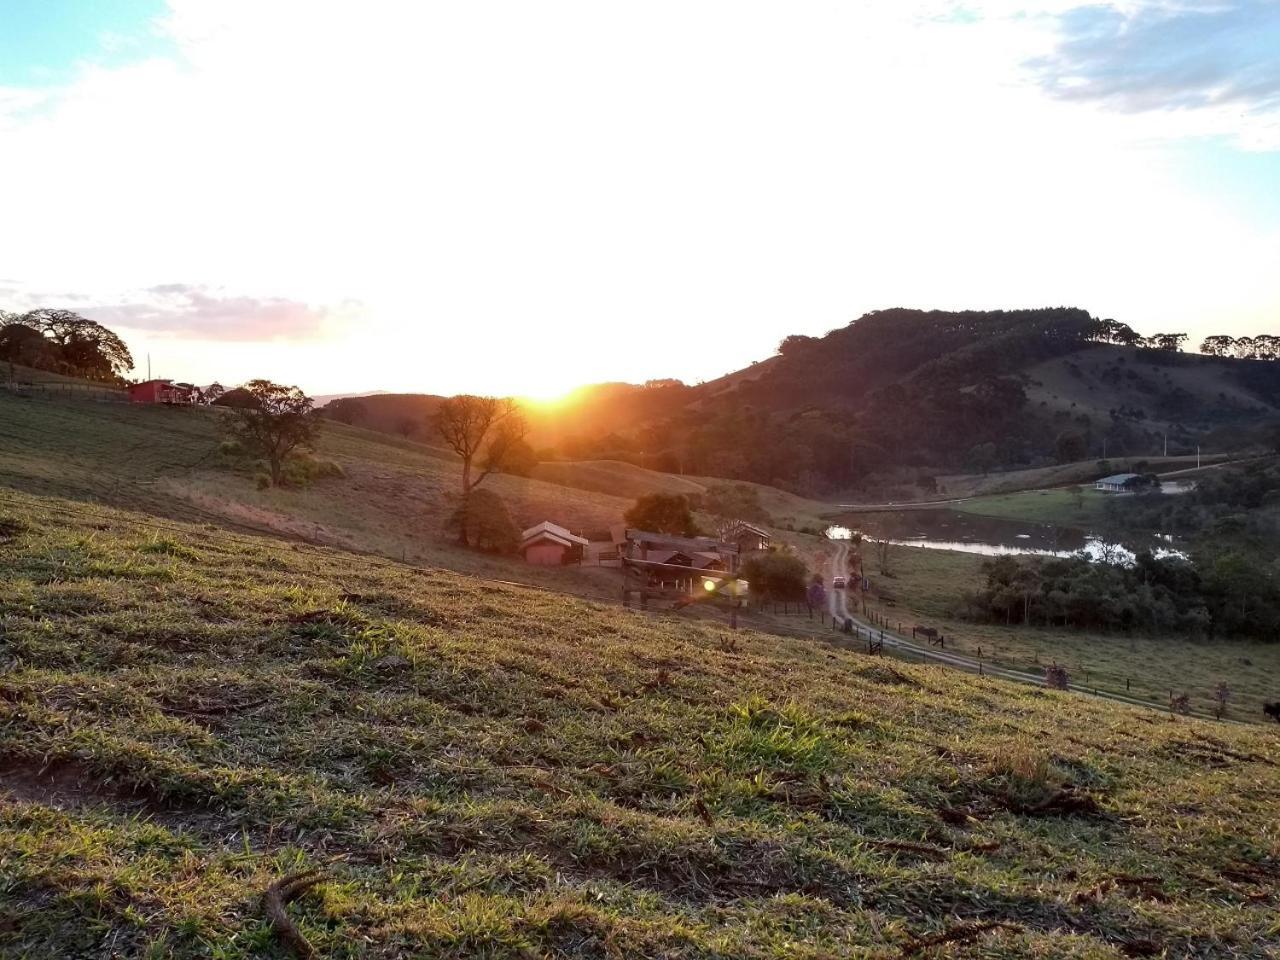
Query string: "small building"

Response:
xmin=1094 ymin=473 xmax=1139 ymax=493
xmin=724 ymin=521 xmax=771 ymax=553
xmin=520 ymin=521 xmax=588 ymax=566
xmin=128 ymin=379 xmax=201 ymax=405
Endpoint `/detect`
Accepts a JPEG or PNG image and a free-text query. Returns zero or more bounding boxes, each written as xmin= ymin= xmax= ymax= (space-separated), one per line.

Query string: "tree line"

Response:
xmin=1199 ymin=334 xmax=1280 ymax=360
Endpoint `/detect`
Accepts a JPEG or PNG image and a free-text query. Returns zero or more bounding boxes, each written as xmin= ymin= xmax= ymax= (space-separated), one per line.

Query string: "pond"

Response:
xmin=825 ymin=509 xmax=1185 ymax=563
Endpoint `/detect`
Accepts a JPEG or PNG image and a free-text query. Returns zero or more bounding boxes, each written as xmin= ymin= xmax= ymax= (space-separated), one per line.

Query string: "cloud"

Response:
xmin=1030 ymin=2 xmax=1280 ymax=146
xmin=84 ymin=285 xmax=355 ymax=341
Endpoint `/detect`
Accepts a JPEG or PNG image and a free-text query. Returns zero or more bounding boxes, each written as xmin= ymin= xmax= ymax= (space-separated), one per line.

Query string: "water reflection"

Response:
xmin=825 ymin=509 xmax=1185 ymax=564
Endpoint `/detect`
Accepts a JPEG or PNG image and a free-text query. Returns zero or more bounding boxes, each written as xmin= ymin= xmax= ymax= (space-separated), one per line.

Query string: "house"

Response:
xmin=724 ymin=521 xmax=771 ymax=553
xmin=128 ymin=379 xmax=201 ymax=405
xmin=520 ymin=521 xmax=588 ymax=566
xmin=1094 ymin=473 xmax=1139 ymax=493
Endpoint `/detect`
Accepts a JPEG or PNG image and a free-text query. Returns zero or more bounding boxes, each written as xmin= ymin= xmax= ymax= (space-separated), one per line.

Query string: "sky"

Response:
xmin=1 ymin=0 xmax=1278 ymax=398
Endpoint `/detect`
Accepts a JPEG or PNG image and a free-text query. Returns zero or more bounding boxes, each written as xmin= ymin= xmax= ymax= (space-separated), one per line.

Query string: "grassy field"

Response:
xmin=937 ymin=455 xmax=1231 ymax=500
xmin=1 ymin=488 xmax=1278 ymax=957
xmin=855 ymin=544 xmax=1280 ymax=722
xmin=954 ymin=487 xmax=1114 ymax=529
xmin=0 ymin=392 xmax=642 ymax=593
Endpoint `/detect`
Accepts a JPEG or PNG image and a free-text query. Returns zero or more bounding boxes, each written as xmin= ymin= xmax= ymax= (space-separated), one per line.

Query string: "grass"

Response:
xmin=1 ymin=487 xmax=1278 ymax=957
xmin=937 ymin=455 xmax=1231 ymax=500
xmin=858 ymin=543 xmax=1280 ymax=721
xmin=954 ymin=487 xmax=1114 ymax=528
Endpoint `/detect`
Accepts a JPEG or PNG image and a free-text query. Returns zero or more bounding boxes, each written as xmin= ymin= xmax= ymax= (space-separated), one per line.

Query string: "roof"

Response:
xmin=1096 ymin=473 xmax=1140 ymax=485
xmin=130 ymin=379 xmax=173 ymax=388
xmin=520 ymin=521 xmax=587 ymax=547
xmin=727 ymin=521 xmax=771 ymax=539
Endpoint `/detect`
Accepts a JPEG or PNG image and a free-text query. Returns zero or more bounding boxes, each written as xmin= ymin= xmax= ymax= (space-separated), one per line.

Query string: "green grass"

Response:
xmin=954 ymin=487 xmax=1114 ymax=528
xmin=859 ymin=543 xmax=1280 ymax=721
xmin=1 ymin=488 xmax=1278 ymax=957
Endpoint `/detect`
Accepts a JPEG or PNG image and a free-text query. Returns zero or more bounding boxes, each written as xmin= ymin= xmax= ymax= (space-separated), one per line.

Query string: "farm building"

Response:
xmin=724 ymin=521 xmax=771 ymax=553
xmin=520 ymin=521 xmax=588 ymax=566
xmin=128 ymin=380 xmax=201 ymax=405
xmin=1094 ymin=473 xmax=1139 ymax=493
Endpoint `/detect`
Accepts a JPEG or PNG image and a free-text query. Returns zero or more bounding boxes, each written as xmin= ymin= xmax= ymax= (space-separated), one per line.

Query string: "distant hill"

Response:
xmin=320 ymin=309 xmax=1280 ymax=498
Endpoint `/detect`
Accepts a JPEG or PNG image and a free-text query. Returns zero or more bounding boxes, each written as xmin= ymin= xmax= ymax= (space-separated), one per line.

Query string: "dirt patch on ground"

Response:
xmin=0 ymin=756 xmax=164 ymax=813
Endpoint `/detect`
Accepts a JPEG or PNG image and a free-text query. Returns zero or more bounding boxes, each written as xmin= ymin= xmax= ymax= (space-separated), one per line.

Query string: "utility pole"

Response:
xmin=1163 ymin=431 xmax=1168 ymax=457
xmin=147 ymin=354 xmax=151 ymax=380
xmin=1197 ymin=445 xmax=1201 ymax=469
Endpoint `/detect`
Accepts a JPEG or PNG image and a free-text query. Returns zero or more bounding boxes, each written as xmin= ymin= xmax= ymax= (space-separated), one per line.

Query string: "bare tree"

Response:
xmin=433 ymin=395 xmax=527 ymax=496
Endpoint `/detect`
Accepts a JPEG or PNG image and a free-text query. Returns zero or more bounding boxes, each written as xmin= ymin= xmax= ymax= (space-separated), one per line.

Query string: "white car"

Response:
xmin=832 ymin=576 xmax=847 ymax=590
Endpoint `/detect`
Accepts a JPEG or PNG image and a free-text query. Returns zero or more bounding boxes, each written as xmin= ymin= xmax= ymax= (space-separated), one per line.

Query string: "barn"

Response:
xmin=128 ymin=379 xmax=201 ymax=405
xmin=520 ymin=521 xmax=588 ymax=566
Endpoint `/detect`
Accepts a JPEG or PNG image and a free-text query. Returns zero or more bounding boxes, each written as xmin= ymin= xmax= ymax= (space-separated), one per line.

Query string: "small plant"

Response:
xmin=255 ymin=472 xmax=272 ymax=490
xmin=1169 ymin=692 xmax=1191 ymax=716
xmin=1044 ymin=662 xmax=1070 ymax=690
xmin=1213 ymin=681 xmax=1230 ymax=720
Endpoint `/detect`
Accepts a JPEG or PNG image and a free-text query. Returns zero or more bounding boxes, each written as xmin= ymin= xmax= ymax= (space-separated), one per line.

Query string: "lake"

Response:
xmin=826 ymin=508 xmax=1184 ymax=563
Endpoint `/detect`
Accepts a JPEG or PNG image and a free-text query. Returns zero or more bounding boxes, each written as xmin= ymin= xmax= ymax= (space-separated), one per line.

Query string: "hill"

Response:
xmin=1 ymin=487 xmax=1278 ymax=957
xmin=322 ymin=310 xmax=1280 ymax=500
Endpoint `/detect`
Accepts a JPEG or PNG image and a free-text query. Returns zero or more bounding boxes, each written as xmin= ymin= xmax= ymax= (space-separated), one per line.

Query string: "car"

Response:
xmin=832 ymin=576 xmax=847 ymax=590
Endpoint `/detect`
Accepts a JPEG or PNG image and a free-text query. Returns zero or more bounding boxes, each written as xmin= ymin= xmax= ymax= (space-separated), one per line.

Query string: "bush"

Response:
xmin=255 ymin=473 xmax=272 ymax=490
xmin=280 ymin=452 xmax=345 ymax=487
xmin=624 ymin=494 xmax=700 ymax=536
xmin=703 ymin=484 xmax=771 ymax=523
xmin=218 ymin=439 xmax=245 ymax=457
xmin=741 ymin=550 xmax=809 ymax=604
xmin=448 ymin=489 xmax=519 ymax=553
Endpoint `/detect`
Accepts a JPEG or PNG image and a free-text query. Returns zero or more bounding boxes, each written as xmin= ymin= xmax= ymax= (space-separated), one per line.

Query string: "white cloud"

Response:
xmin=0 ymin=1 xmax=1276 ymax=395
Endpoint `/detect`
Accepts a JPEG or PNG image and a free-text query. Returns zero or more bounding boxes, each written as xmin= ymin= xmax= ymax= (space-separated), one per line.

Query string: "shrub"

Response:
xmin=280 ymin=452 xmax=345 ymax=487
xmin=255 ymin=473 xmax=272 ymax=490
xmin=741 ymin=550 xmax=809 ymax=604
xmin=624 ymin=494 xmax=700 ymax=536
xmin=448 ymin=489 xmax=519 ymax=553
xmin=218 ymin=439 xmax=245 ymax=457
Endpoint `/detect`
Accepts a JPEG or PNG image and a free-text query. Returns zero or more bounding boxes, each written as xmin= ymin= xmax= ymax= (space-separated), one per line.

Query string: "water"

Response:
xmin=825 ymin=509 xmax=1185 ymax=564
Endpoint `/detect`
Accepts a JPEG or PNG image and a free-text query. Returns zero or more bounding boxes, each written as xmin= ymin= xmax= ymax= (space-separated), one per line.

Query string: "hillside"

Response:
xmin=2 ymin=488 xmax=1278 ymax=957
xmin=322 ymin=310 xmax=1280 ymax=500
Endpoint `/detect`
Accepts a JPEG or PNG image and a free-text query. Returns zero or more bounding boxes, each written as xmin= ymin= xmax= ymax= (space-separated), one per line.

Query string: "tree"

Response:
xmin=740 ymin=551 xmax=809 ymax=604
xmin=433 ymin=395 xmax=526 ymax=495
xmin=1055 ymin=431 xmax=1088 ymax=463
xmin=1145 ymin=332 xmax=1187 ymax=352
xmin=624 ymin=493 xmax=700 ymax=536
xmin=223 ymin=380 xmax=319 ymax=486
xmin=19 ymin=309 xmax=133 ymax=380
xmin=0 ymin=322 xmax=56 ymax=371
xmin=394 ymin=416 xmax=417 ymax=439
xmin=326 ymin=397 xmax=366 ymax=425
xmin=1200 ymin=335 xmax=1235 ymax=357
xmin=203 ymin=382 xmax=226 ymax=404
xmin=493 ymin=436 xmax=538 ymax=477
xmin=447 ymin=488 xmax=519 ymax=551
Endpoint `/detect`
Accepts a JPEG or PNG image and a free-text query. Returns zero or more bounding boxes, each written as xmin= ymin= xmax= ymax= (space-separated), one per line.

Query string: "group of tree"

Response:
xmin=0 ymin=309 xmax=134 ymax=382
xmin=1199 ymin=334 xmax=1280 ymax=360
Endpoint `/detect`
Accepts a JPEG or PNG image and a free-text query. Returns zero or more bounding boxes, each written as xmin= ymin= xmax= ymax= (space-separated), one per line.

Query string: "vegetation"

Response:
xmin=446 ymin=487 xmax=520 ymax=551
xmin=222 ymin=380 xmax=321 ymax=486
xmin=848 ymin=543 xmax=1280 ymax=719
xmin=1 ymin=488 xmax=1278 ymax=957
xmin=701 ymin=483 xmax=771 ymax=523
xmin=624 ymin=493 xmax=701 ymax=536
xmin=740 ymin=550 xmax=809 ymax=604
xmin=433 ymin=395 xmax=528 ymax=496
xmin=0 ymin=308 xmax=134 ymax=382
xmin=1200 ymin=334 xmax=1280 ymax=359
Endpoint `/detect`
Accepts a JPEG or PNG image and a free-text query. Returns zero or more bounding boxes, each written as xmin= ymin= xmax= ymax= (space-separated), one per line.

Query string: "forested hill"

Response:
xmin=328 ymin=309 xmax=1280 ymax=497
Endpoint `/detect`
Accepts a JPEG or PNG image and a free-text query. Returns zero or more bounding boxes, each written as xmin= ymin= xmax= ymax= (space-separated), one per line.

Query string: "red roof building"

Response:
xmin=128 ymin=380 xmax=201 ymax=405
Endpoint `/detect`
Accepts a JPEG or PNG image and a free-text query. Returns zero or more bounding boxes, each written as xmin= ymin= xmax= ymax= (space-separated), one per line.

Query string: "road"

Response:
xmin=823 ymin=540 xmax=1182 ymax=714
